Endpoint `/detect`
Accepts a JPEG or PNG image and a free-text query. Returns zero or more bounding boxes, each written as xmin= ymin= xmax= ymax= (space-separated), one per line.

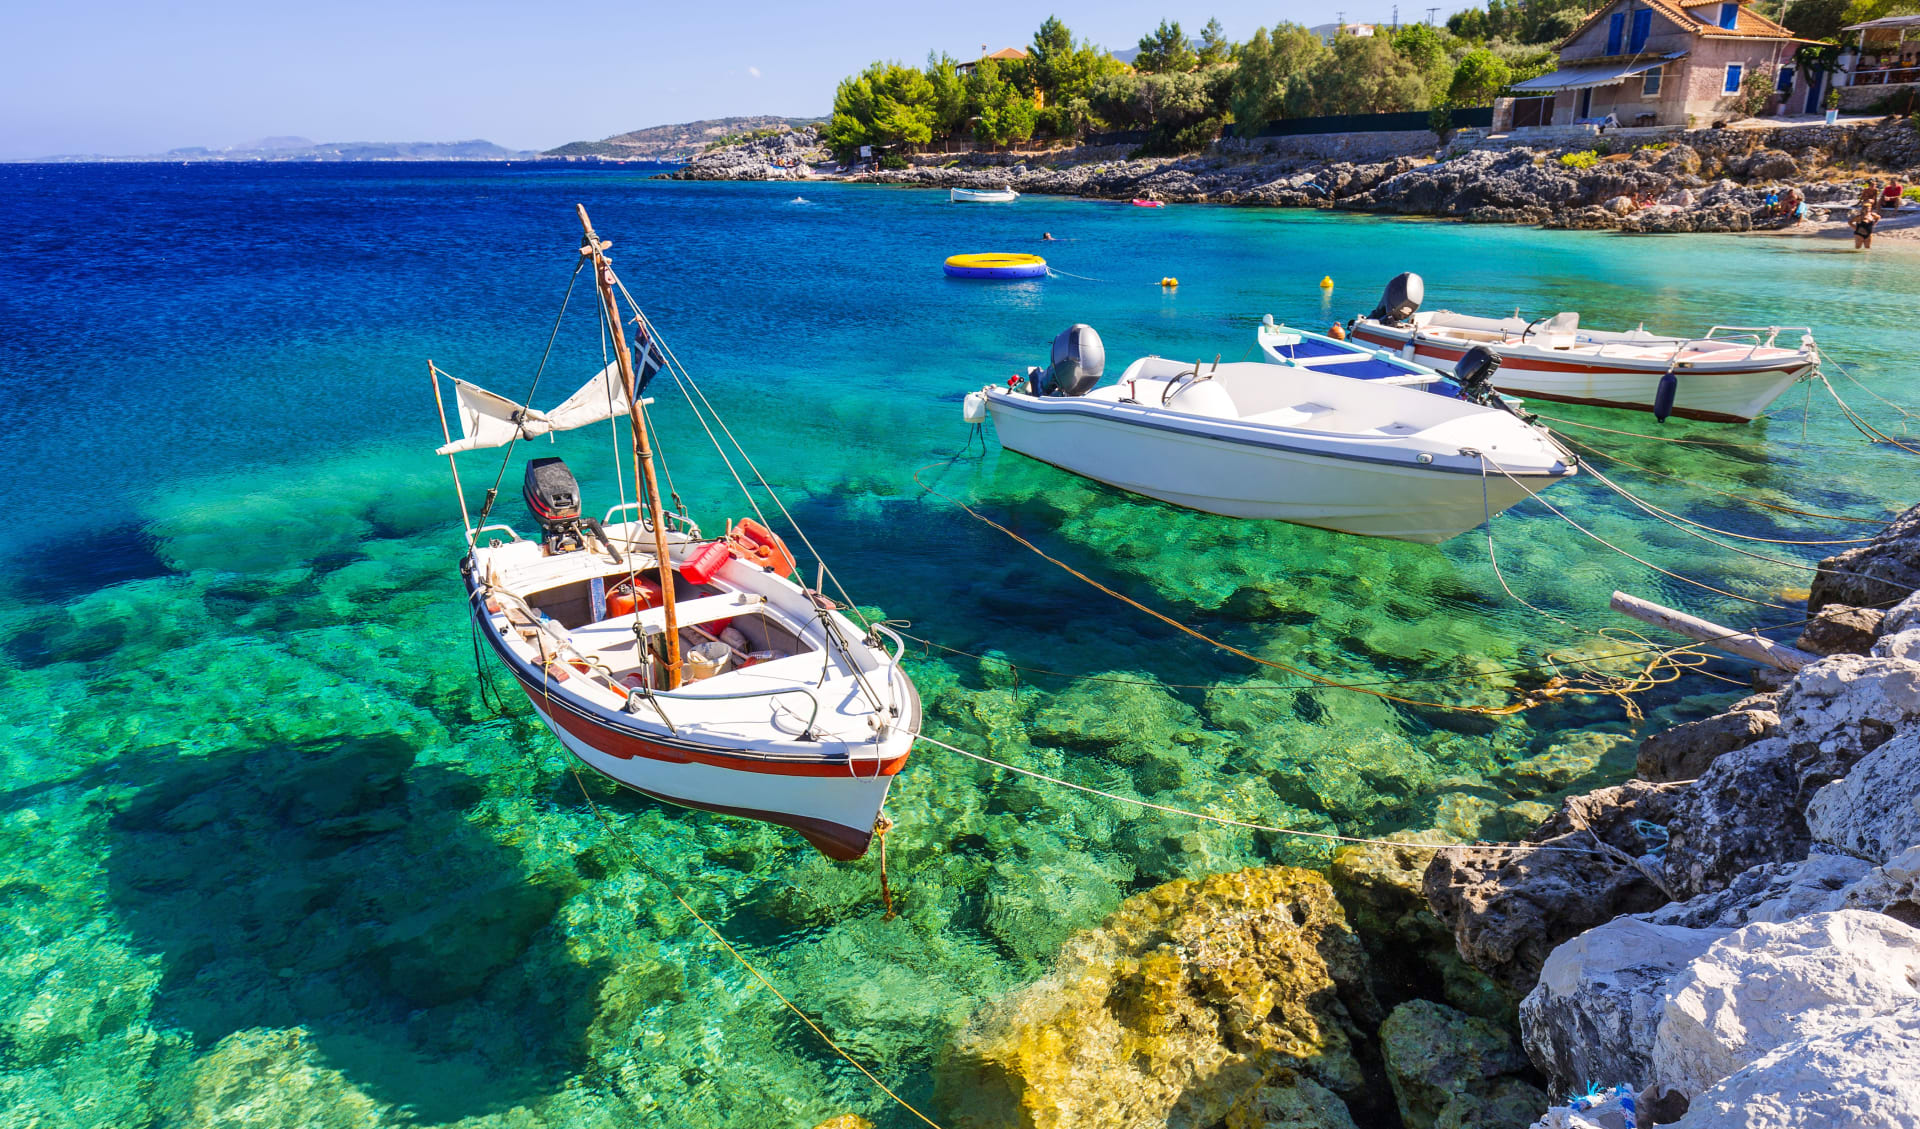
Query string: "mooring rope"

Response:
xmin=1045 ymin=265 xmax=1110 ymax=283
xmin=1822 ymin=373 xmax=1920 ymax=457
xmin=1478 ymin=458 xmax=1792 ymax=611
xmin=565 ymin=766 xmax=944 ymax=1128
xmin=1553 ymin=432 xmax=1890 ymax=526
xmin=915 ymin=460 xmax=1605 ymax=717
xmin=914 ymin=732 xmax=1610 ymax=856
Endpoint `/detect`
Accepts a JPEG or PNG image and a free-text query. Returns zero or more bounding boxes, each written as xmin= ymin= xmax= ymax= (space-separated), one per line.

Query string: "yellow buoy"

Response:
xmin=1160 ymin=277 xmax=1178 ymax=288
xmin=1319 ymin=275 xmax=1334 ymax=289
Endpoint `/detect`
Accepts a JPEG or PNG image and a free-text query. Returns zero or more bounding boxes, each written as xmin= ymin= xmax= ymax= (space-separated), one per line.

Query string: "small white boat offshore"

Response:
xmin=1348 ymin=274 xmax=1818 ymax=423
xmin=434 ymin=206 xmax=918 ymax=861
xmin=951 ymin=185 xmax=1019 ymax=203
xmin=964 ymin=323 xmax=1577 ymax=544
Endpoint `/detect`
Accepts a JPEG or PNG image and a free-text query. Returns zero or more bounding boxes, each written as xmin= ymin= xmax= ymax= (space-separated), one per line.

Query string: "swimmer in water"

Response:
xmin=1042 ymin=232 xmax=1056 ymax=241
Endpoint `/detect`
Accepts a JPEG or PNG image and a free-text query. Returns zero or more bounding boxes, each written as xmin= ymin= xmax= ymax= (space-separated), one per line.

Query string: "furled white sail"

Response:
xmin=436 ymin=363 xmax=631 ymax=454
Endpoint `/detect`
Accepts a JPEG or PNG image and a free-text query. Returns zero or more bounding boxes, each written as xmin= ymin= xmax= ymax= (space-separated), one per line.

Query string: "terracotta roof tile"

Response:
xmin=1557 ymin=0 xmax=1797 ymax=52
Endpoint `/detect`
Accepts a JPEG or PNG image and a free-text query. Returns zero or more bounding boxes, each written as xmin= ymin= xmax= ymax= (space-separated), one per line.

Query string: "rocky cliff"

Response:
xmin=684 ymin=116 xmax=1920 ymax=233
xmin=1422 ymin=504 xmax=1920 ymax=1126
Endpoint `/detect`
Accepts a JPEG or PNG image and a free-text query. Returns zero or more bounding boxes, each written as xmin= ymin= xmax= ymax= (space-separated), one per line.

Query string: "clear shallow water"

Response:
xmin=2 ymin=163 xmax=1917 ymax=1126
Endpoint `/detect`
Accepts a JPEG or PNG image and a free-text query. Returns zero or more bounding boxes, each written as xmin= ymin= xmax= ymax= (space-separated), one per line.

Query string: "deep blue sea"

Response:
xmin=1 ymin=161 xmax=1916 ymax=1126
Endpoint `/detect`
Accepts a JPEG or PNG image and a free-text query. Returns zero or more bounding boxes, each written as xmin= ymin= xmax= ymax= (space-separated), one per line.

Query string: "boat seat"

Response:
xmin=569 ymin=592 xmax=770 ymax=659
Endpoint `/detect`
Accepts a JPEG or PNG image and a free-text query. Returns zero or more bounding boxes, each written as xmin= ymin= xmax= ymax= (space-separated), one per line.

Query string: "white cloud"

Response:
xmin=747 ymin=66 xmax=761 ymax=79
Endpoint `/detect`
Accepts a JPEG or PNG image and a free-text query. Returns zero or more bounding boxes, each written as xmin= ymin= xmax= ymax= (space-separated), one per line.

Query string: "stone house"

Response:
xmin=1501 ymin=0 xmax=1806 ymax=130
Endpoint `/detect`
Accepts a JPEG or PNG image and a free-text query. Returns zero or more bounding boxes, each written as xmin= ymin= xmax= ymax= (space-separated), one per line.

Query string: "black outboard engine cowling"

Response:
xmin=523 ymin=456 xmax=620 ymax=560
xmin=1042 ymin=324 xmax=1105 ymax=396
xmin=1453 ymin=345 xmax=1505 ymax=407
xmin=1368 ymin=272 xmax=1425 ymax=327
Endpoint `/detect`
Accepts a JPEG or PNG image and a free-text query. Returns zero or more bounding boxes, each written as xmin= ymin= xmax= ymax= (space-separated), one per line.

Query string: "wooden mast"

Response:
xmin=578 ymin=204 xmax=682 ymax=689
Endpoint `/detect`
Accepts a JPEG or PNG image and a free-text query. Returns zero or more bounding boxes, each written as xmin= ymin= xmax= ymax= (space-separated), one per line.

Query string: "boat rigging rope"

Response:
xmin=913 ymin=732 xmax=1610 ymax=856
xmin=563 ymin=766 xmax=944 ymax=1128
xmin=612 ymin=276 xmax=875 ymax=628
xmin=1477 ymin=458 xmax=1792 ymax=611
xmin=475 ymin=258 xmax=588 ymax=526
xmin=1551 ymin=432 xmax=1889 ymax=526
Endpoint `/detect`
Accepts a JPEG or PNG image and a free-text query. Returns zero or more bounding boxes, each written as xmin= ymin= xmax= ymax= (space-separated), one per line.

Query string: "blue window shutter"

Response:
xmin=1607 ymin=11 xmax=1625 ymax=53
xmin=1725 ymin=63 xmax=1743 ymax=92
xmin=1719 ymin=3 xmax=1738 ymax=29
xmin=1630 ymin=8 xmax=1652 ymax=50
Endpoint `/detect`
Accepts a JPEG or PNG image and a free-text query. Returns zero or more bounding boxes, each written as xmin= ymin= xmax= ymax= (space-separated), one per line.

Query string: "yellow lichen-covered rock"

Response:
xmin=933 ymin=867 xmax=1382 ymax=1129
xmin=810 ymin=1117 xmax=875 ymax=1129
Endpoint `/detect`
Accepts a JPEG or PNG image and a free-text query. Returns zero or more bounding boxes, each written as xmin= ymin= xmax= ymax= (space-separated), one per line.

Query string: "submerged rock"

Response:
xmin=1329 ymin=834 xmax=1506 ymax=1020
xmin=934 ymin=867 xmax=1383 ymax=1129
xmin=1379 ymin=999 xmax=1542 ymax=1129
xmin=1796 ymin=604 xmax=1885 ymax=656
xmin=1652 ymin=910 xmax=1920 ymax=1099
xmin=160 ymin=1027 xmax=390 ymax=1128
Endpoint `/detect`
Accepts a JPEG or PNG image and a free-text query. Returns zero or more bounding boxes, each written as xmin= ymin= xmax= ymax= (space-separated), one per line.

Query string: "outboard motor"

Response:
xmin=1368 ymin=272 xmax=1425 ymax=327
xmin=523 ymin=456 xmax=620 ymax=560
xmin=1037 ymin=324 xmax=1105 ymax=396
xmin=1453 ymin=345 xmax=1506 ymax=407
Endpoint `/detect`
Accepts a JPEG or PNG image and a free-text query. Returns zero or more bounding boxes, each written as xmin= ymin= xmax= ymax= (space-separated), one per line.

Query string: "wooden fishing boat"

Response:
xmin=433 ymin=207 xmax=918 ymax=860
xmin=1348 ymin=274 xmax=1818 ymax=423
xmin=964 ymin=323 xmax=1576 ymax=544
xmin=951 ymin=186 xmax=1018 ymax=203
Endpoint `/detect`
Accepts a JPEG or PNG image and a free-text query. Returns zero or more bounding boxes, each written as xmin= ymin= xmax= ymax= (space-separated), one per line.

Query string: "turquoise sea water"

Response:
xmin=2 ymin=162 xmax=1917 ymax=1126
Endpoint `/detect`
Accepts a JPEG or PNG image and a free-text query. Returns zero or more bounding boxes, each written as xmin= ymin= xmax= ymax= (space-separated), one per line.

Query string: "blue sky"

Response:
xmin=0 ymin=0 xmax=1474 ymax=158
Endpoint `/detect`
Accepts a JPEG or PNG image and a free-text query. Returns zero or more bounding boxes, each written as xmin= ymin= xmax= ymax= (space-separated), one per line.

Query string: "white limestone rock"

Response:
xmin=1669 ymin=1005 xmax=1920 ymax=1128
xmin=1806 ymin=728 xmax=1920 ymax=866
xmin=1640 ymin=852 xmax=1871 ymax=930
xmin=1839 ymin=843 xmax=1920 ymax=925
xmin=1653 ymin=910 xmax=1920 ymax=1098
xmin=1519 ymin=917 xmax=1725 ymax=1097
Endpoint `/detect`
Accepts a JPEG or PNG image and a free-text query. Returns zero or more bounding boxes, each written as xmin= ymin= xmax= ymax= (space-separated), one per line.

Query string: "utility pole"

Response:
xmin=1426 ymin=6 xmax=1441 ymax=24
xmin=1393 ymin=5 xmax=1400 ymax=30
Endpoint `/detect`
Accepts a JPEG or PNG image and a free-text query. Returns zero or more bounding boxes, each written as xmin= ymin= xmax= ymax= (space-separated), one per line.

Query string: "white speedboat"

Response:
xmin=435 ymin=207 xmax=918 ymax=860
xmin=951 ymin=186 xmax=1019 ymax=203
xmin=964 ymin=324 xmax=1577 ymax=544
xmin=1348 ymin=274 xmax=1817 ymax=423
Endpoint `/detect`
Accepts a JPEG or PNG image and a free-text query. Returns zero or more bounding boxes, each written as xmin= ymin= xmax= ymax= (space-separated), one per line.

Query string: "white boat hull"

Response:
xmin=984 ymin=392 xmax=1557 ymax=544
xmin=1351 ymin=324 xmax=1814 ymax=423
xmin=951 ymin=187 xmax=1019 ymax=203
xmin=526 ymin=693 xmax=899 ymax=859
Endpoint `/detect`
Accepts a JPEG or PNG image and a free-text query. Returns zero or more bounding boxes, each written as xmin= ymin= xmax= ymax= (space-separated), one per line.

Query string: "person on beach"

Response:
xmin=1883 ymin=180 xmax=1904 ymax=211
xmin=1854 ymin=201 xmax=1881 ymax=250
xmin=1860 ymin=180 xmax=1880 ymax=209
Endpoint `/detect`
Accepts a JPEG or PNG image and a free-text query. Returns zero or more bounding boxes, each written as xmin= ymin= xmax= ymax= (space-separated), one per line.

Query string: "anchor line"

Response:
xmin=564 ymin=766 xmax=944 ymax=1128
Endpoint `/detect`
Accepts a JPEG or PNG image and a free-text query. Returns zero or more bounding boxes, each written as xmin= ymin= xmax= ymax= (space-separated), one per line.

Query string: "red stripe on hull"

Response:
xmin=509 ymin=669 xmax=909 ymax=778
xmin=565 ymin=754 xmax=879 ymax=861
xmin=1351 ymin=329 xmax=1806 ymax=381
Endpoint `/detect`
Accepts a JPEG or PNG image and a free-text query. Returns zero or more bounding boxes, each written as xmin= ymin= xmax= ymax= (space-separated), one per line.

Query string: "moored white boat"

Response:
xmin=433 ymin=207 xmax=918 ymax=860
xmin=965 ymin=324 xmax=1576 ymax=544
xmin=951 ymin=186 xmax=1019 ymax=202
xmin=1348 ymin=273 xmax=1818 ymax=423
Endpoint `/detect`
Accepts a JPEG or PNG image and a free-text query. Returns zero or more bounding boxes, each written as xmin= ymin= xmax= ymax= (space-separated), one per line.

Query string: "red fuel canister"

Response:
xmin=680 ymin=540 xmax=732 ymax=585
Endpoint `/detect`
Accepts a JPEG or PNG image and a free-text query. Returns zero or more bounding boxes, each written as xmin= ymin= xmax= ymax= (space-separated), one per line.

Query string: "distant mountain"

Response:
xmin=546 ymin=116 xmax=823 ymax=162
xmin=17 ymin=138 xmax=537 ymax=163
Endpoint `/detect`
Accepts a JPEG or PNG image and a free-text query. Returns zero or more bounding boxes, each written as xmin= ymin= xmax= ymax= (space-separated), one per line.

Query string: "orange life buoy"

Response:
xmin=726 ymin=518 xmax=797 ymax=577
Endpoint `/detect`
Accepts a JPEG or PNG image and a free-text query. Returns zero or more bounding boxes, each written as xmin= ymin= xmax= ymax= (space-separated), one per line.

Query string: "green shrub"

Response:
xmin=1592 ymin=137 xmax=1613 ymax=155
xmin=879 ymin=154 xmax=909 ymax=170
xmin=1905 ymin=185 xmax=1920 ymax=201
xmin=1559 ymin=149 xmax=1600 ymax=169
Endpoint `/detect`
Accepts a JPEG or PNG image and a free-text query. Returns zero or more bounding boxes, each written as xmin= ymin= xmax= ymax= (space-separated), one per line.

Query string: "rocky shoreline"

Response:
xmin=842 ymin=505 xmax=1920 ymax=1129
xmin=670 ymin=120 xmax=1920 ymax=236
